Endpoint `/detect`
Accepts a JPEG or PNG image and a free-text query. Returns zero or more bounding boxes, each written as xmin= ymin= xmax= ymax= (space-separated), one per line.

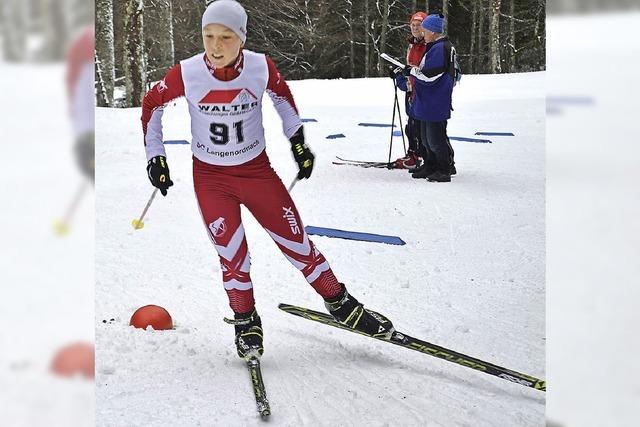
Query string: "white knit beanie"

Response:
xmin=201 ymin=0 xmax=248 ymax=43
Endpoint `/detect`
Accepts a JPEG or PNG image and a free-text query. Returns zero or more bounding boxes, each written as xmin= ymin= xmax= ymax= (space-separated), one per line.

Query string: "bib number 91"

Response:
xmin=210 ymin=120 xmax=244 ymax=145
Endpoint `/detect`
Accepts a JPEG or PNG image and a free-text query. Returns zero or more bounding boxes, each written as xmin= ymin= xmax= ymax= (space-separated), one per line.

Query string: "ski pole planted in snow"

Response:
xmin=388 ymin=78 xmax=407 ymax=163
xmin=131 ymin=188 xmax=159 ymax=230
xmin=53 ymin=181 xmax=88 ymax=236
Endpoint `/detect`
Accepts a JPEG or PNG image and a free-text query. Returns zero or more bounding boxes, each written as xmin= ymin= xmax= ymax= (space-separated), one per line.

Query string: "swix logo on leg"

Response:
xmin=208 ymin=217 xmax=227 ymax=240
xmin=282 ymin=207 xmax=300 ymax=235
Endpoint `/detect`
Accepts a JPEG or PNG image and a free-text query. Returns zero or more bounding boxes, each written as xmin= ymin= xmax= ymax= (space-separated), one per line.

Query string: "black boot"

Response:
xmin=225 ymin=309 xmax=264 ymax=359
xmin=450 ymin=164 xmax=457 ymax=176
xmin=412 ymin=164 xmax=437 ymax=179
xmin=426 ymin=170 xmax=451 ymax=182
xmin=324 ymin=284 xmax=394 ymax=338
xmin=408 ymin=163 xmax=424 ymax=174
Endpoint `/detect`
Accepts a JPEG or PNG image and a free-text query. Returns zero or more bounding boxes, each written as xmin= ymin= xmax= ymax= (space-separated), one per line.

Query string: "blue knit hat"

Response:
xmin=422 ymin=13 xmax=445 ymax=33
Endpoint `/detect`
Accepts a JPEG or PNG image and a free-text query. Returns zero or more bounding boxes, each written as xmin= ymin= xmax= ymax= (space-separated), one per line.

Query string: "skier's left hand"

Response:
xmin=402 ymin=65 xmax=413 ymax=77
xmin=289 ymin=127 xmax=314 ymax=179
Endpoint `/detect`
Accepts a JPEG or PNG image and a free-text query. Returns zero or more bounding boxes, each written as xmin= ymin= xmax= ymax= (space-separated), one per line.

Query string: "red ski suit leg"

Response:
xmin=193 ymin=152 xmax=341 ymax=314
xmin=194 ymin=158 xmax=254 ymax=314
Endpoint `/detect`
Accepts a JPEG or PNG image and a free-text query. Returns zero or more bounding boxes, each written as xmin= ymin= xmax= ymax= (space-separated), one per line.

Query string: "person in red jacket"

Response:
xmin=141 ymin=0 xmax=393 ymax=360
xmin=391 ymin=12 xmax=428 ymax=169
xmin=66 ymin=25 xmax=95 ymax=182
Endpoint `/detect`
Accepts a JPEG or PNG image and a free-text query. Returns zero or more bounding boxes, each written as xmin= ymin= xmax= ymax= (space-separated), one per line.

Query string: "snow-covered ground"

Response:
xmin=4 ymin=11 xmax=640 ymax=427
xmin=546 ymin=12 xmax=640 ymax=427
xmin=0 ymin=64 xmax=95 ymax=426
xmin=95 ymin=68 xmax=545 ymax=426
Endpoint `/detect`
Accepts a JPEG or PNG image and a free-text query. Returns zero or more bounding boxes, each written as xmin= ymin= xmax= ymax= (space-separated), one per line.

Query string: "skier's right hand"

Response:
xmin=147 ymin=155 xmax=174 ymax=196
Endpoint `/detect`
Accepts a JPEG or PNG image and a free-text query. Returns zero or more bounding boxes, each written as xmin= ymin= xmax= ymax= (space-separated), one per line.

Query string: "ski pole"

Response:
xmin=387 ymin=80 xmax=399 ymax=164
xmin=131 ymin=188 xmax=158 ymax=230
xmin=53 ymin=181 xmax=88 ymax=236
xmin=288 ymin=177 xmax=299 ymax=193
xmin=395 ymin=87 xmax=407 ymax=155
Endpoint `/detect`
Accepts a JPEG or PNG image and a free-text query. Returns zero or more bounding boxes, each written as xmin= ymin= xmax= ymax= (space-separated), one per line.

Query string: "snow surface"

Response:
xmin=0 ymin=64 xmax=95 ymax=426
xmin=95 ymin=69 xmax=545 ymax=426
xmin=546 ymin=12 xmax=640 ymax=427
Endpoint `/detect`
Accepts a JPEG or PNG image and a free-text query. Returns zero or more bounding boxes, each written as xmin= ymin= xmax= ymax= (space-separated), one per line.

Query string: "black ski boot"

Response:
xmin=408 ymin=163 xmax=425 ymax=174
xmin=324 ymin=284 xmax=394 ymax=339
xmin=225 ymin=309 xmax=264 ymax=359
xmin=411 ymin=164 xmax=437 ymax=179
xmin=426 ymin=170 xmax=452 ymax=182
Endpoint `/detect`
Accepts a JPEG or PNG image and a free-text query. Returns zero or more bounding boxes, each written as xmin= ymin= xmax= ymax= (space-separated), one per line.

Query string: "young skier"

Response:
xmin=140 ymin=0 xmax=393 ymax=359
xmin=66 ymin=25 xmax=95 ymax=182
xmin=390 ymin=11 xmax=427 ymax=169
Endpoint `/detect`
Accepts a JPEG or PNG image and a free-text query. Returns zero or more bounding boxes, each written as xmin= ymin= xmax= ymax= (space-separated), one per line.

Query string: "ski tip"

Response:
xmin=260 ymin=410 xmax=271 ymax=420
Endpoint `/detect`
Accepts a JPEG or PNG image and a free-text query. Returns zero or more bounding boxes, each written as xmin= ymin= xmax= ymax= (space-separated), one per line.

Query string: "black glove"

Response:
xmin=74 ymin=131 xmax=94 ymax=182
xmin=147 ymin=155 xmax=174 ymax=196
xmin=402 ymin=65 xmax=413 ymax=77
xmin=388 ymin=66 xmax=406 ymax=79
xmin=289 ymin=127 xmax=314 ymax=180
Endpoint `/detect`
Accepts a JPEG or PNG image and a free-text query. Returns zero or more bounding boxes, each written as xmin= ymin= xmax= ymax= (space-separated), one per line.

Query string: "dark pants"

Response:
xmin=405 ymin=117 xmax=428 ymax=159
xmin=420 ymin=120 xmax=454 ymax=173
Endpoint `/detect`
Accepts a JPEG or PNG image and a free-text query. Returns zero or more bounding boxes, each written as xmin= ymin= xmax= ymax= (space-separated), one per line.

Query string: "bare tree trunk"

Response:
xmin=348 ymin=0 xmax=355 ymax=78
xmin=534 ymin=0 xmax=543 ymax=39
xmin=425 ymin=1 xmax=429 ymax=13
xmin=469 ymin=0 xmax=477 ymax=73
xmin=96 ymin=0 xmax=115 ymax=106
xmin=0 ymin=0 xmax=28 ymax=62
xmin=166 ymin=0 xmax=175 ymax=65
xmin=364 ymin=0 xmax=370 ymax=77
xmin=69 ymin=0 xmax=95 ymax=29
xmin=41 ymin=0 xmax=68 ymax=61
xmin=123 ymin=0 xmax=146 ymax=107
xmin=508 ymin=0 xmax=515 ymax=72
xmin=96 ymin=51 xmax=110 ymax=107
xmin=477 ymin=0 xmax=485 ymax=73
xmin=377 ymin=0 xmax=390 ymax=75
xmin=157 ymin=0 xmax=175 ymax=69
xmin=442 ymin=0 xmax=448 ymax=32
xmin=412 ymin=0 xmax=417 ymax=11
xmin=488 ymin=0 xmax=502 ymax=73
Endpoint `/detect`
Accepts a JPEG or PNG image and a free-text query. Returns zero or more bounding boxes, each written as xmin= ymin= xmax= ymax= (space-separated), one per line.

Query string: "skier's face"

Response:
xmin=202 ymin=24 xmax=244 ymax=67
xmin=410 ymin=20 xmax=424 ymax=39
xmin=423 ymin=29 xmax=437 ymax=43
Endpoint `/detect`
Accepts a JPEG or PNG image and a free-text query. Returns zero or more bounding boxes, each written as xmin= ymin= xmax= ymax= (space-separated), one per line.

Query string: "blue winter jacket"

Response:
xmin=396 ymin=37 xmax=454 ymax=122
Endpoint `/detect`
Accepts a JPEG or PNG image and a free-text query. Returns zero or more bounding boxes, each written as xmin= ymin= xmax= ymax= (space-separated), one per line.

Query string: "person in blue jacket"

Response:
xmin=395 ymin=13 xmax=457 ymax=182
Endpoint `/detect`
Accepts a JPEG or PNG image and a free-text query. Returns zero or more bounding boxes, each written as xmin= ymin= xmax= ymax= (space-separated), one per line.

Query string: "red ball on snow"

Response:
xmin=50 ymin=342 xmax=95 ymax=379
xmin=130 ymin=305 xmax=173 ymax=330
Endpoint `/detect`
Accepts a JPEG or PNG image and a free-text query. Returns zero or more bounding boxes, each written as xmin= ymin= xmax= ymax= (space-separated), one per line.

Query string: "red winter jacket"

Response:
xmin=406 ymin=36 xmax=427 ymax=66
